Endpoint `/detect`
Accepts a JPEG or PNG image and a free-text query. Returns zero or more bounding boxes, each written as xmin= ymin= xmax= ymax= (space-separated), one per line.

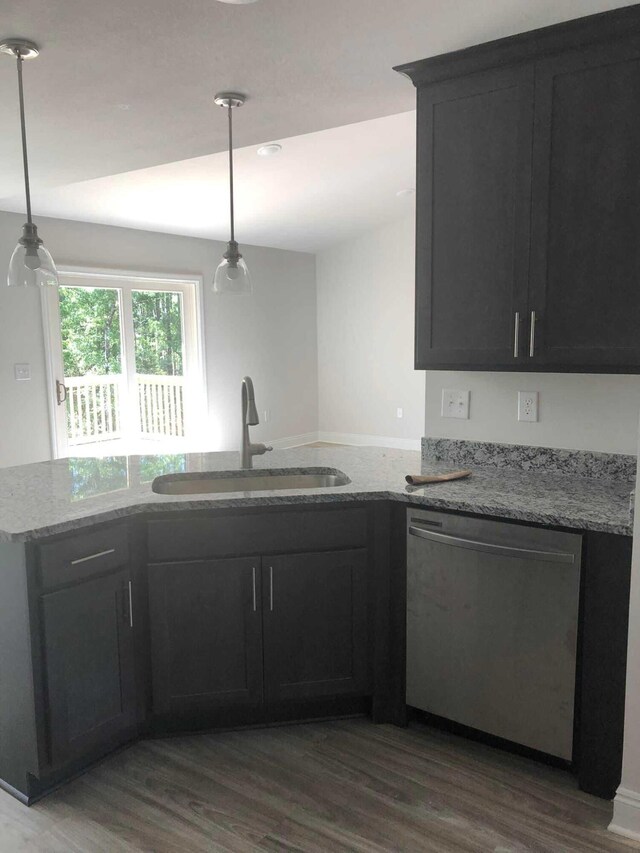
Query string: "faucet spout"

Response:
xmin=240 ymin=376 xmax=273 ymax=468
xmin=242 ymin=376 xmax=259 ymax=425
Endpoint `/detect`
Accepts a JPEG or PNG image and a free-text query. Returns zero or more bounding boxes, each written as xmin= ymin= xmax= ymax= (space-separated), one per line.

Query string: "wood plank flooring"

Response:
xmin=1 ymin=718 xmax=639 ymax=852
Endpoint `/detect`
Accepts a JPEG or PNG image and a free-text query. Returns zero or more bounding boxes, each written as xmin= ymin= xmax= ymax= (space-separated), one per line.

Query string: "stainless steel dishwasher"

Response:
xmin=406 ymin=508 xmax=582 ymax=760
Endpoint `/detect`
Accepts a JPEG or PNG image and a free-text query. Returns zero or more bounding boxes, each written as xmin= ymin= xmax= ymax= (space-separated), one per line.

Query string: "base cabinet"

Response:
xmin=0 ymin=500 xmax=629 ymax=805
xmin=41 ymin=569 xmax=137 ymax=768
xmin=148 ymin=558 xmax=264 ymax=716
xmin=263 ymin=550 xmax=369 ymax=703
xmin=147 ymin=548 xmax=371 ymax=723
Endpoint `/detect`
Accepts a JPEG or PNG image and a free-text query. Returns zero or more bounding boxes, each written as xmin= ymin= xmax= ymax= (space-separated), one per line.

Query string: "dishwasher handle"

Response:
xmin=408 ymin=526 xmax=575 ymax=564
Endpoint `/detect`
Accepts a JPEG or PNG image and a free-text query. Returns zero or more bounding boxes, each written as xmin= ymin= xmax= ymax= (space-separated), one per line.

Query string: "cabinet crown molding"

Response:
xmin=394 ymin=3 xmax=640 ymax=86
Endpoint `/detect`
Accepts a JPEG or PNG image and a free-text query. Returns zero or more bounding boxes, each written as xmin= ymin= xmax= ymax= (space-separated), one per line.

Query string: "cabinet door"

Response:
xmin=529 ymin=38 xmax=640 ymax=370
xmin=41 ymin=570 xmax=136 ymax=767
xmin=415 ymin=65 xmax=534 ymax=369
xmin=148 ymin=558 xmax=263 ymax=715
xmin=263 ymin=549 xmax=369 ymax=703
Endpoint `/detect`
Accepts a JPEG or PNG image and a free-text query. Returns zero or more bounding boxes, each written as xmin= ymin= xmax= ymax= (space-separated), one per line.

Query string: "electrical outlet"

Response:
xmin=396 ymin=407 xmax=403 ymax=419
xmin=441 ymin=389 xmax=470 ymax=420
xmin=14 ymin=363 xmax=31 ymax=381
xmin=518 ymin=391 xmax=538 ymax=422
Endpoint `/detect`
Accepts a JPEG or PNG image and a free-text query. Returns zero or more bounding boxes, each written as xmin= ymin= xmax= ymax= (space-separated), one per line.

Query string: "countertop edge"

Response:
xmin=0 ymin=488 xmax=632 ymax=543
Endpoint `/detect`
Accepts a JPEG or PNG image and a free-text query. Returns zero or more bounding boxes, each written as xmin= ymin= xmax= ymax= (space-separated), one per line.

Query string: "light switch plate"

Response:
xmin=396 ymin=407 xmax=403 ymax=419
xmin=518 ymin=391 xmax=538 ymax=422
xmin=14 ymin=363 xmax=31 ymax=381
xmin=441 ymin=389 xmax=470 ymax=419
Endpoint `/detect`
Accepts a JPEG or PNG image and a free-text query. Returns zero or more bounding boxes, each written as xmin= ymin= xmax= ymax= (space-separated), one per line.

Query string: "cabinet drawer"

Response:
xmin=147 ymin=508 xmax=368 ymax=562
xmin=38 ymin=524 xmax=129 ymax=590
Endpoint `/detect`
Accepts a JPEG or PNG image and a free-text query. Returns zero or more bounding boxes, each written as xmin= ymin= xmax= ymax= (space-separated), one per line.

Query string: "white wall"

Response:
xmin=0 ymin=210 xmax=317 ymax=467
xmin=425 ymin=372 xmax=640 ymax=455
xmin=316 ymin=215 xmax=425 ymax=448
xmin=316 ymin=213 xmax=640 ymax=456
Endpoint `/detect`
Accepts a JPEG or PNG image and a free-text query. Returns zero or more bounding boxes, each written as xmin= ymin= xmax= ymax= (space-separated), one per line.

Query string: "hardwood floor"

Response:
xmin=1 ymin=719 xmax=639 ymax=852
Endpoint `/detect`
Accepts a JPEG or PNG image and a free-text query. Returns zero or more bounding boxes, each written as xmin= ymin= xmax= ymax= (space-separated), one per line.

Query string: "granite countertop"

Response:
xmin=0 ymin=444 xmax=633 ymax=542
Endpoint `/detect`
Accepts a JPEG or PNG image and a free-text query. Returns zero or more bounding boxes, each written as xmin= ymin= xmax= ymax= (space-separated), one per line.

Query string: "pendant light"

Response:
xmin=213 ymin=92 xmax=251 ymax=295
xmin=1 ymin=39 xmax=58 ymax=288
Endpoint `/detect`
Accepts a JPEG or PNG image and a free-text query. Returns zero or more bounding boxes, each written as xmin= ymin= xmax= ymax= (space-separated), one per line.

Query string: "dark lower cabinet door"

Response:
xmin=415 ymin=64 xmax=534 ymax=368
xmin=529 ymin=37 xmax=640 ymax=370
xmin=41 ymin=570 xmax=136 ymax=767
xmin=263 ymin=549 xmax=369 ymax=703
xmin=148 ymin=558 xmax=263 ymax=715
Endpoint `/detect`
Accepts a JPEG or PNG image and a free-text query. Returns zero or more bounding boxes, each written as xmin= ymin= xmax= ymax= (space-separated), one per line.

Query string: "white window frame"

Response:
xmin=41 ymin=266 xmax=207 ymax=459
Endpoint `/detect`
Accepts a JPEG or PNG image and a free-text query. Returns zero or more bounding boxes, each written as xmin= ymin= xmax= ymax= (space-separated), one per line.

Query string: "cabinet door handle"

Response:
xmin=269 ymin=566 xmax=274 ymax=611
xmin=252 ymin=566 xmax=257 ymax=612
xmin=529 ymin=310 xmax=536 ymax=358
xmin=513 ymin=311 xmax=520 ymax=358
xmin=127 ymin=580 xmax=134 ymax=627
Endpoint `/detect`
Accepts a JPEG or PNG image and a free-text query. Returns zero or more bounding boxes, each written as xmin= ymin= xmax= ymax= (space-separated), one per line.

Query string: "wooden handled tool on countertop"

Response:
xmin=405 ymin=470 xmax=472 ymax=486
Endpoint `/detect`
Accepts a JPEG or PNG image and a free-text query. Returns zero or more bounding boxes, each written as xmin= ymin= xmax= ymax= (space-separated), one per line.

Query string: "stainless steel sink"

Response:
xmin=152 ymin=467 xmax=351 ymax=495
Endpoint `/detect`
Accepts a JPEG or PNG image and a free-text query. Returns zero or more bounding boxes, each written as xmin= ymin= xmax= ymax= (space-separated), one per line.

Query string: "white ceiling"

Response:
xmin=0 ymin=0 xmax=636 ymax=251
xmin=0 ymin=111 xmax=416 ymax=252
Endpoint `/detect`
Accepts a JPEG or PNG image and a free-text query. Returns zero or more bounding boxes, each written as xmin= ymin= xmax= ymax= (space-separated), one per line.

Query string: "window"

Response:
xmin=43 ymin=269 xmax=206 ymax=458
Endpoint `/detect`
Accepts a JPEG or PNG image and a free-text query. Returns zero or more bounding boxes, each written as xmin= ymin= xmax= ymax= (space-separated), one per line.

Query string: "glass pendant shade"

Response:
xmin=7 ymin=223 xmax=58 ymax=287
xmin=2 ymin=40 xmax=58 ymax=288
xmin=213 ymin=93 xmax=252 ymax=295
xmin=213 ymin=241 xmax=252 ymax=294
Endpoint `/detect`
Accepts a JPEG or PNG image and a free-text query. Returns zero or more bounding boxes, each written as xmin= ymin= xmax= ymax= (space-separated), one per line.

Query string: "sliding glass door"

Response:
xmin=44 ymin=271 xmax=205 ymax=458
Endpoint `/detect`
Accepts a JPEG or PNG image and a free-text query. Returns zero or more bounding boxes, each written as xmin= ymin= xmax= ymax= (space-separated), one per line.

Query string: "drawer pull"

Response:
xmin=513 ymin=311 xmax=520 ymax=358
xmin=70 ymin=548 xmax=116 ymax=566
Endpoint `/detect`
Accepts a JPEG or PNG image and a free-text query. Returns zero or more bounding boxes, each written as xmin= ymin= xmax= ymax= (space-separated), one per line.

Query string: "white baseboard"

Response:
xmin=610 ymin=787 xmax=640 ymax=841
xmin=265 ymin=431 xmax=422 ymax=451
xmin=317 ymin=431 xmax=421 ymax=451
xmin=267 ymin=432 xmax=320 ymax=449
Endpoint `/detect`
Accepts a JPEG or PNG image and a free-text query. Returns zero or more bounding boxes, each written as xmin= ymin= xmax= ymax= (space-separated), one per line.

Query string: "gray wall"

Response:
xmin=316 ymin=216 xmax=425 ymax=446
xmin=0 ymin=210 xmax=318 ymax=467
xmin=425 ymin=371 xmax=640 ymax=455
xmin=317 ymin=214 xmax=640 ymax=456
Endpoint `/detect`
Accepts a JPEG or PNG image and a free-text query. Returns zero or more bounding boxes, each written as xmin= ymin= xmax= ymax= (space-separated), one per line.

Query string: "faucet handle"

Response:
xmin=251 ymin=443 xmax=273 ymax=457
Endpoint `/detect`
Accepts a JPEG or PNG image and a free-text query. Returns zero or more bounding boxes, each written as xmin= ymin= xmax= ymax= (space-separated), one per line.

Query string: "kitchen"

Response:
xmin=1 ymin=1 xmax=640 ymax=851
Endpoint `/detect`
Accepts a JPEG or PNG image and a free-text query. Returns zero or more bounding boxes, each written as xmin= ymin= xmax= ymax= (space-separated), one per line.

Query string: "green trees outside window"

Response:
xmin=59 ymin=286 xmax=183 ymax=377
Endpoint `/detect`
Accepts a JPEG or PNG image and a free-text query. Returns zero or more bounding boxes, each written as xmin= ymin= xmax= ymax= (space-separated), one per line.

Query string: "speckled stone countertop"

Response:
xmin=0 ymin=444 xmax=633 ymax=542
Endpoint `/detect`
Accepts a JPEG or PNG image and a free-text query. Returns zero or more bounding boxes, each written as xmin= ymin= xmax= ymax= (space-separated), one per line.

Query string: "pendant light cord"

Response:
xmin=227 ymin=103 xmax=235 ymax=243
xmin=16 ymin=51 xmax=32 ymax=225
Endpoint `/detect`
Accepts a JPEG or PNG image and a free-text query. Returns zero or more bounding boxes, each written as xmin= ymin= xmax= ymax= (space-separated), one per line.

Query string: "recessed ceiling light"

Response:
xmin=117 ymin=103 xmax=131 ymax=111
xmin=216 ymin=0 xmax=259 ymax=4
xmin=257 ymin=143 xmax=282 ymax=157
xmin=396 ymin=188 xmax=415 ymax=198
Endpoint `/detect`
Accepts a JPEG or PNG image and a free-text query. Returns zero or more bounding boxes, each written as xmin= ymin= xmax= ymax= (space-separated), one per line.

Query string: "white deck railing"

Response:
xmin=66 ymin=375 xmax=122 ymax=445
xmin=65 ymin=374 xmax=185 ymax=446
xmin=137 ymin=374 xmax=185 ymax=439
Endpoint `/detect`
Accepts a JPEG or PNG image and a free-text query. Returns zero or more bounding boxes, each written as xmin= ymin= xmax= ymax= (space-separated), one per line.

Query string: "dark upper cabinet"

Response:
xmin=415 ymin=66 xmax=533 ymax=368
xmin=41 ymin=569 xmax=136 ymax=767
xmin=528 ymin=38 xmax=640 ymax=370
xmin=148 ymin=558 xmax=264 ymax=716
xmin=398 ymin=6 xmax=640 ymax=373
xmin=262 ymin=549 xmax=369 ymax=703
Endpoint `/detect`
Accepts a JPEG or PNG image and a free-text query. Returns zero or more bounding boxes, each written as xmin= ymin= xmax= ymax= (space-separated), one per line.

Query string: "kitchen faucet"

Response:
xmin=240 ymin=376 xmax=272 ymax=468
